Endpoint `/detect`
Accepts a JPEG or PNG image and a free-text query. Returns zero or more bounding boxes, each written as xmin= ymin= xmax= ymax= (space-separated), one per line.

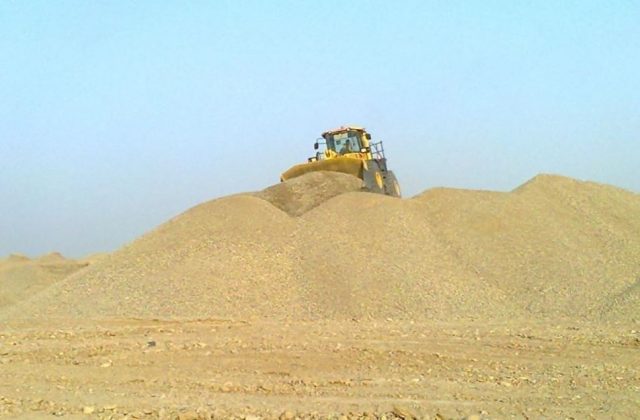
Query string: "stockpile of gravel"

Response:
xmin=0 ymin=253 xmax=88 ymax=309
xmin=4 ymin=172 xmax=639 ymax=322
xmin=254 ymin=171 xmax=365 ymax=216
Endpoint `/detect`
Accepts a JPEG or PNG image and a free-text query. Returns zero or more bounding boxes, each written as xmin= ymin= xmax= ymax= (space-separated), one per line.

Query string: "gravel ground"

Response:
xmin=0 ymin=318 xmax=638 ymax=419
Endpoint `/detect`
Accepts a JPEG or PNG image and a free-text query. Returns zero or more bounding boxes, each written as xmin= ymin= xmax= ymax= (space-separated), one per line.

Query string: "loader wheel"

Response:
xmin=375 ymin=172 xmax=384 ymax=189
xmin=393 ymin=180 xmax=401 ymax=197
xmin=381 ymin=171 xmax=401 ymax=198
xmin=362 ymin=166 xmax=385 ymax=194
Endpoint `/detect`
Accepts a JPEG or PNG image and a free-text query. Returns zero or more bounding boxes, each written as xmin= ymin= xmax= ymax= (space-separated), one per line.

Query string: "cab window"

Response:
xmin=326 ymin=131 xmax=362 ymax=154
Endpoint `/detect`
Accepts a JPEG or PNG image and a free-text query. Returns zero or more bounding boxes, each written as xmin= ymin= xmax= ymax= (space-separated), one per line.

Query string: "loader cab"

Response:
xmin=324 ymin=130 xmax=364 ymax=155
xmin=314 ymin=126 xmax=374 ymax=160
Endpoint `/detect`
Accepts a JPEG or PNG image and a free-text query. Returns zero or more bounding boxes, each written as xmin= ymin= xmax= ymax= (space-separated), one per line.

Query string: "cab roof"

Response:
xmin=322 ymin=125 xmax=367 ymax=137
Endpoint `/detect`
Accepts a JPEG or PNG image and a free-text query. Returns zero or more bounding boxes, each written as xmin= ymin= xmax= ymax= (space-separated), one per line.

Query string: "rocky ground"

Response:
xmin=0 ymin=318 xmax=638 ymax=419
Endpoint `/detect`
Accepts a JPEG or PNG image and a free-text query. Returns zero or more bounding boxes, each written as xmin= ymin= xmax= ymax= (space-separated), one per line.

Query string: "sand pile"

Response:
xmin=0 ymin=253 xmax=89 ymax=309
xmin=4 ymin=172 xmax=639 ymax=322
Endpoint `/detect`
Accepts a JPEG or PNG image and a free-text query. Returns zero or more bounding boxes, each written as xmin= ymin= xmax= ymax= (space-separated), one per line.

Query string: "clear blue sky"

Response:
xmin=1 ymin=1 xmax=638 ymax=258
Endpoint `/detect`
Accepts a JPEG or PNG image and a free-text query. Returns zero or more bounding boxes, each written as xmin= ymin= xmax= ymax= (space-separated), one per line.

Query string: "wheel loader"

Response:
xmin=280 ymin=125 xmax=401 ymax=197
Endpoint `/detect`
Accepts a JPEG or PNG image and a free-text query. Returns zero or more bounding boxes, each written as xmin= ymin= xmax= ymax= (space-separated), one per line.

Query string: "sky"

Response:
xmin=1 ymin=1 xmax=638 ymax=258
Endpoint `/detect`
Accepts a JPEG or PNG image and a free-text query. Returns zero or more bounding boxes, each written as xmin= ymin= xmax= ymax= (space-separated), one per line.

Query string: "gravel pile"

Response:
xmin=4 ymin=172 xmax=639 ymax=322
xmin=0 ymin=253 xmax=88 ymax=309
xmin=254 ymin=171 xmax=364 ymax=216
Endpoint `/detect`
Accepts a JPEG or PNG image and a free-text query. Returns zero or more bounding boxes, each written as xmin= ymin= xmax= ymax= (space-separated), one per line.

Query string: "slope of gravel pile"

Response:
xmin=4 ymin=195 xmax=304 ymax=320
xmin=293 ymin=192 xmax=516 ymax=320
xmin=254 ymin=171 xmax=364 ymax=216
xmin=412 ymin=175 xmax=640 ymax=320
xmin=4 ymin=172 xmax=639 ymax=322
xmin=0 ymin=253 xmax=88 ymax=309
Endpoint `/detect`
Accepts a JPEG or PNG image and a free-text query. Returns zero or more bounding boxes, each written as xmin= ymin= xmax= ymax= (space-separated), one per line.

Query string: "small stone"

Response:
xmin=177 ymin=411 xmax=199 ymax=420
xmin=464 ymin=415 xmax=482 ymax=420
xmin=211 ymin=408 xmax=227 ymax=419
xmin=83 ymin=406 xmax=96 ymax=414
xmin=259 ymin=383 xmax=273 ymax=392
xmin=392 ymin=405 xmax=417 ymax=420
xmin=280 ymin=410 xmax=295 ymax=420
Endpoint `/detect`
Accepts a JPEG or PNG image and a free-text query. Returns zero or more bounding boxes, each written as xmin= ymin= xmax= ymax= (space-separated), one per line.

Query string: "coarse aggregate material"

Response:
xmin=4 ymin=172 xmax=638 ymax=323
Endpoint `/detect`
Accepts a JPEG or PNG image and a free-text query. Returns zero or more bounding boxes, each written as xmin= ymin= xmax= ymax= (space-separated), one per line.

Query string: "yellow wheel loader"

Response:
xmin=280 ymin=125 xmax=401 ymax=197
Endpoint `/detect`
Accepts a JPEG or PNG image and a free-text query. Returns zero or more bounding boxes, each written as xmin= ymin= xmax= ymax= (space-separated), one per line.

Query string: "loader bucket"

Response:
xmin=280 ymin=157 xmax=365 ymax=182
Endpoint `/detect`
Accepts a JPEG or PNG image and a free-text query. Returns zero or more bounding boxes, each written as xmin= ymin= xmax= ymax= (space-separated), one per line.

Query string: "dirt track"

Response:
xmin=0 ymin=319 xmax=638 ymax=419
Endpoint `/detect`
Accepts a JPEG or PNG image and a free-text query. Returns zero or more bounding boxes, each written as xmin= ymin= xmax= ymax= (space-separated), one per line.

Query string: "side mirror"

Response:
xmin=314 ymin=142 xmax=319 ymax=150
xmin=365 ymin=133 xmax=371 ymax=140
